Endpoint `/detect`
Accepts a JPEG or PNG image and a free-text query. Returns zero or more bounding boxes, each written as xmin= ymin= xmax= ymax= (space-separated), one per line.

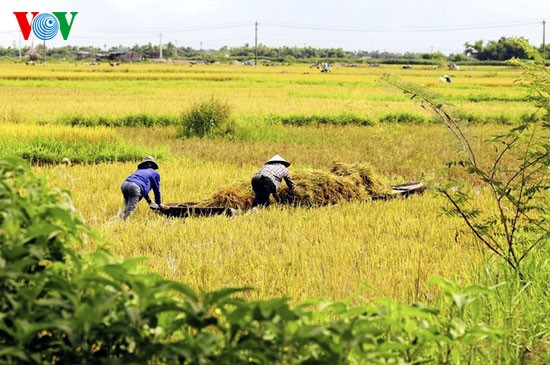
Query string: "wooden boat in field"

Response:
xmin=153 ymin=182 xmax=426 ymax=218
xmin=372 ymin=181 xmax=426 ymax=201
xmin=152 ymin=203 xmax=237 ymax=218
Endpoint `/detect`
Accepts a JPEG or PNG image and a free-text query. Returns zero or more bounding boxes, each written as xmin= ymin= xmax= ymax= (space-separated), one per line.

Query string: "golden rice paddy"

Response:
xmin=2 ymin=61 xmax=533 ymax=303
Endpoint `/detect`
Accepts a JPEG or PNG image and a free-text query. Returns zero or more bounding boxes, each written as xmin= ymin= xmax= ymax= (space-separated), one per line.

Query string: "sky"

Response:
xmin=0 ymin=0 xmax=549 ymax=55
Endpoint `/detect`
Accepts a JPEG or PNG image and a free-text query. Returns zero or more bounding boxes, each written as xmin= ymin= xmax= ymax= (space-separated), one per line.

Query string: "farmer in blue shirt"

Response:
xmin=120 ymin=156 xmax=168 ymax=220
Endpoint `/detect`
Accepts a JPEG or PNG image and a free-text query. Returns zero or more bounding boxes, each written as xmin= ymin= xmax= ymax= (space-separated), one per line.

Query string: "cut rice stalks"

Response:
xmin=197 ymin=162 xmax=390 ymax=209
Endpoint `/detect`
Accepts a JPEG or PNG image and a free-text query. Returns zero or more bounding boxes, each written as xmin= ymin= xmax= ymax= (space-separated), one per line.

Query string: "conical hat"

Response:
xmin=137 ymin=156 xmax=159 ymax=170
xmin=265 ymin=154 xmax=290 ymax=167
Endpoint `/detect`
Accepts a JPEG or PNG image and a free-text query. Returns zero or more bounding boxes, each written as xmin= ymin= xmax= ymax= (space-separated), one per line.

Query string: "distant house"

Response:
xmin=108 ymin=49 xmax=145 ymax=62
xmin=24 ymin=48 xmax=42 ymax=61
xmin=76 ymin=51 xmax=95 ymax=61
xmin=122 ymin=50 xmax=145 ymax=62
xmin=107 ymin=48 xmax=127 ymax=60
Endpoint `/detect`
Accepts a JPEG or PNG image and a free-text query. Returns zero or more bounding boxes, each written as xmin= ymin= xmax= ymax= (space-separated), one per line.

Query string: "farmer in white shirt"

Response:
xmin=251 ymin=154 xmax=297 ymax=208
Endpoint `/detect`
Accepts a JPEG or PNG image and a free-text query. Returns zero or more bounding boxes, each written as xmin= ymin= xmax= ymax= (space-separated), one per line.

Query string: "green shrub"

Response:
xmin=177 ymin=97 xmax=233 ymax=138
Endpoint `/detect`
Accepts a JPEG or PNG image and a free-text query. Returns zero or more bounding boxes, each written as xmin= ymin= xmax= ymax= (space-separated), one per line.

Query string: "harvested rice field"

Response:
xmin=1 ymin=61 xmax=545 ymax=304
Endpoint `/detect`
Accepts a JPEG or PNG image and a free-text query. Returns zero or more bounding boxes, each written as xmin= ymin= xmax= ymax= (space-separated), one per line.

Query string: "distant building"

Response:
xmin=24 ymin=48 xmax=42 ymax=61
xmin=76 ymin=51 xmax=95 ymax=61
xmin=107 ymin=49 xmax=145 ymax=62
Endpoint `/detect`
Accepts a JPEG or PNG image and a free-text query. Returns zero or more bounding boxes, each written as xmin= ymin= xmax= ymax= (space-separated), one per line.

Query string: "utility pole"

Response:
xmin=175 ymin=40 xmax=178 ymax=58
xmin=18 ymin=33 xmax=21 ymax=61
xmin=254 ymin=21 xmax=258 ymax=66
xmin=543 ymin=20 xmax=546 ymax=66
xmin=159 ymin=33 xmax=163 ymax=59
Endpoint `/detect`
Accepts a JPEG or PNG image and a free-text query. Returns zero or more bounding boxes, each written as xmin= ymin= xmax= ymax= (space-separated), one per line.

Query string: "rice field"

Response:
xmin=0 ymin=62 xmax=532 ymax=124
xmin=1 ymin=61 xmax=542 ymax=304
xmin=28 ymin=122 xmax=515 ymax=304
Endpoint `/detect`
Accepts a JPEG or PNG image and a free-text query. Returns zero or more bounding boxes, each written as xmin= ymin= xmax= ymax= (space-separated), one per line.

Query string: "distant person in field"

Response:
xmin=251 ymin=154 xmax=297 ymax=208
xmin=439 ymin=75 xmax=452 ymax=83
xmin=120 ymin=156 xmax=168 ymax=220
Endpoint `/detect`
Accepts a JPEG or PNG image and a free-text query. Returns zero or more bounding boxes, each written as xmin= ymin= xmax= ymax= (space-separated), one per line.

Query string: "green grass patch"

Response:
xmin=0 ymin=124 xmax=165 ymax=164
xmin=464 ymin=94 xmax=526 ymax=103
xmin=1 ymin=138 xmax=164 ymax=165
xmin=60 ymin=113 xmax=178 ymax=127
xmin=458 ymin=111 xmax=516 ymax=124
xmin=280 ymin=114 xmax=374 ymax=126
xmin=378 ymin=112 xmax=430 ymax=124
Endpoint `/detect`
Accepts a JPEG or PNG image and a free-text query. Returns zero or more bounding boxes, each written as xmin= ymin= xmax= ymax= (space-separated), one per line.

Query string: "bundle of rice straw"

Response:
xmin=197 ymin=181 xmax=253 ymax=209
xmin=197 ymin=162 xmax=389 ymax=209
xmin=329 ymin=162 xmax=389 ymax=196
xmin=278 ymin=170 xmax=368 ymax=207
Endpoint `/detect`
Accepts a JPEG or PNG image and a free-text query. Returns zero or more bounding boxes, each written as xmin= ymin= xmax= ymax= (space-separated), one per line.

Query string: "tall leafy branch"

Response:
xmin=382 ymin=42 xmax=549 ymax=279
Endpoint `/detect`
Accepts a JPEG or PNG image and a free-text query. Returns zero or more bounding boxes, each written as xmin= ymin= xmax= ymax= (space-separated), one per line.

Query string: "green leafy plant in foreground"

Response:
xmin=0 ymin=155 xmax=503 ymax=363
xmin=382 ymin=40 xmax=549 ymax=363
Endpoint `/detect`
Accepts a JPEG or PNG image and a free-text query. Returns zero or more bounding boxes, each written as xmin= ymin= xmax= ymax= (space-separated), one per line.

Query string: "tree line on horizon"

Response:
xmin=0 ymin=36 xmax=547 ymax=63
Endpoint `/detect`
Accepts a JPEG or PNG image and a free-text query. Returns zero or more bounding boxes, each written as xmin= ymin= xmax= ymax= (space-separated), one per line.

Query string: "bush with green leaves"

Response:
xmin=0 ymin=155 xmax=505 ymax=364
xmin=382 ymin=44 xmax=549 ymax=280
xmin=177 ymin=97 xmax=234 ymax=138
xmin=382 ymin=40 xmax=549 ymax=363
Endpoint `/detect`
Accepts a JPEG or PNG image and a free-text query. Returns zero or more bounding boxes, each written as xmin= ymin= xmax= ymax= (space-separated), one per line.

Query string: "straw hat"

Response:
xmin=265 ymin=154 xmax=290 ymax=167
xmin=137 ymin=156 xmax=159 ymax=170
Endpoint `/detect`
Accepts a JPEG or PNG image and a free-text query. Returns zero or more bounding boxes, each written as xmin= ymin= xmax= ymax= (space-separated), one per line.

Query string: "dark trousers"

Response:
xmin=121 ymin=181 xmax=142 ymax=220
xmin=251 ymin=176 xmax=277 ymax=207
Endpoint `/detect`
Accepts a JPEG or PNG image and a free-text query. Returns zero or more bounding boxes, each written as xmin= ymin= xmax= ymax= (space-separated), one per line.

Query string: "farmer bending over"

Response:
xmin=120 ymin=156 xmax=168 ymax=220
xmin=251 ymin=154 xmax=297 ymax=208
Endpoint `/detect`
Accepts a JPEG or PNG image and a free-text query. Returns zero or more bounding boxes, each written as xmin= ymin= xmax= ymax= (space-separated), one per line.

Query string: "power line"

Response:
xmin=0 ymin=19 xmax=541 ymax=35
xmin=261 ymin=19 xmax=541 ymax=33
xmin=1 ymin=18 xmax=544 ymax=54
xmin=4 ymin=18 xmax=539 ymax=35
xmin=82 ymin=22 xmax=251 ymax=34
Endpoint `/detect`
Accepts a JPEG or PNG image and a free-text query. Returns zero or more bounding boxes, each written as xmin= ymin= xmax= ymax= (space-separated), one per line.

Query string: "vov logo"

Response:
xmin=14 ymin=12 xmax=78 ymax=41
